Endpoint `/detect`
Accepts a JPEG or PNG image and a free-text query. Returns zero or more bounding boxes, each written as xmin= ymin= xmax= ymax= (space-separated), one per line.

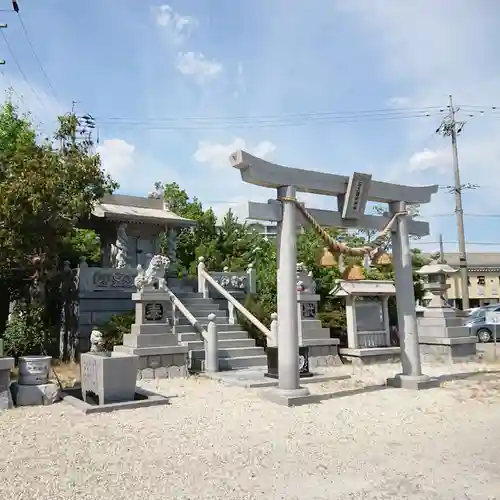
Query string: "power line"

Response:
xmin=0 ymin=24 xmax=47 ymax=112
xmin=94 ymin=112 xmax=446 ymax=131
xmin=430 ymin=213 xmax=500 ymax=219
xmin=418 ymin=241 xmax=500 ymax=247
xmin=96 ymin=107 xmax=446 ymax=126
xmin=15 ymin=10 xmax=57 ymax=99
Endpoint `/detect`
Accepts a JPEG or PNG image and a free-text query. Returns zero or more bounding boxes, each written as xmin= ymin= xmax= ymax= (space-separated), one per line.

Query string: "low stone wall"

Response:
xmin=136 ymin=353 xmax=189 ymax=380
xmin=79 ymin=290 xmax=134 ymax=351
xmin=420 ymin=342 xmax=477 ymax=364
xmin=308 ymin=345 xmax=342 ymax=369
xmin=339 ymin=347 xmax=401 ymax=366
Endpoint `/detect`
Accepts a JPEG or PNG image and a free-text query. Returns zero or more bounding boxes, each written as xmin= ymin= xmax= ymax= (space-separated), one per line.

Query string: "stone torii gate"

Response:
xmin=230 ymin=150 xmax=440 ymax=405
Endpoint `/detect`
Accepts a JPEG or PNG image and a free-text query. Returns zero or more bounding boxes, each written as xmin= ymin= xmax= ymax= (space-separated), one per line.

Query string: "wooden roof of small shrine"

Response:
xmin=331 ymin=279 xmax=396 ymax=296
xmin=92 ymin=194 xmax=196 ymax=227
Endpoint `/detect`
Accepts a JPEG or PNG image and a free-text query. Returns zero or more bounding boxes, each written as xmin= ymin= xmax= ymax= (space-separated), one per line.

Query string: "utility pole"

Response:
xmin=439 ymin=233 xmax=445 ymax=263
xmin=436 ymin=95 xmax=470 ymax=310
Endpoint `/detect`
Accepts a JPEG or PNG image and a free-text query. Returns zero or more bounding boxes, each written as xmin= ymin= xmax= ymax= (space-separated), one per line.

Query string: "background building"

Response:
xmin=442 ymin=253 xmax=500 ymax=309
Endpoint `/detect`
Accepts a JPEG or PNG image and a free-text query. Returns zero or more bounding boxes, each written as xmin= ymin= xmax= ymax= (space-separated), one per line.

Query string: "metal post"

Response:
xmin=387 ymin=201 xmax=437 ymax=389
xmin=275 ymin=186 xmax=309 ymax=397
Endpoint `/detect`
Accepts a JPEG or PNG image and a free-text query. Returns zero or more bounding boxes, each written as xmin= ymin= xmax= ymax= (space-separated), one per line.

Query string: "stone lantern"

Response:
xmin=416 ymin=255 xmax=457 ymax=310
xmin=415 ymin=253 xmax=476 ymax=363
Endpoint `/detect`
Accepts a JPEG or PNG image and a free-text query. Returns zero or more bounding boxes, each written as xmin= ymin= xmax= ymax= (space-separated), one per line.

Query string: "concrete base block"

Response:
xmin=135 ymin=352 xmax=189 ymax=380
xmin=203 ymin=368 xmax=350 ymax=388
xmin=61 ymin=386 xmax=171 ymax=415
xmin=260 ymin=386 xmax=314 ymax=407
xmin=386 ymin=374 xmax=441 ymax=390
xmin=419 ymin=336 xmax=477 ymax=364
xmin=12 ymin=382 xmax=61 ymax=406
xmin=340 ymin=347 xmax=401 ymax=366
xmin=307 ymin=343 xmax=342 ymax=369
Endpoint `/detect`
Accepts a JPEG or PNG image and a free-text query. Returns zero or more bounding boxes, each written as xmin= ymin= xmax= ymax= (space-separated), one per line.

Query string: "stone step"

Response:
xmin=172 ymin=292 xmax=203 ymax=299
xmin=178 ymin=316 xmax=229 ymax=326
xmin=176 ymin=297 xmax=218 ymax=304
xmin=184 ymin=304 xmax=222 ymax=311
xmin=179 ymin=330 xmax=249 ymax=342
xmin=184 ymin=338 xmax=256 ymax=350
xmin=174 ymin=323 xmax=245 ymax=334
xmin=218 ymin=355 xmax=268 ymax=370
xmin=190 ymin=346 xmax=265 ymax=360
xmin=176 ymin=310 xmax=227 ymax=320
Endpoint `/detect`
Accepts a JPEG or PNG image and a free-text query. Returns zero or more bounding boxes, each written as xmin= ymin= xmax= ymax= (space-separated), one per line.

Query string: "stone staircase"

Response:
xmin=171 ymin=288 xmax=267 ymax=371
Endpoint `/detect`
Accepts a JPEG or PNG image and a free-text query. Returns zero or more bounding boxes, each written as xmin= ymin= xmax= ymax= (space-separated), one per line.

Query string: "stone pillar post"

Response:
xmin=387 ymin=201 xmax=438 ymax=389
xmin=274 ymin=186 xmax=309 ymax=398
xmin=382 ymin=296 xmax=391 ymax=346
xmin=166 ymin=226 xmax=178 ymax=277
xmin=345 ymin=296 xmax=358 ymax=348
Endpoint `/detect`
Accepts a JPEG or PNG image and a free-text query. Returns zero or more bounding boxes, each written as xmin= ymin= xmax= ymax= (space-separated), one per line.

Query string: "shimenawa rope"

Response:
xmin=278 ymin=195 xmax=407 ymax=259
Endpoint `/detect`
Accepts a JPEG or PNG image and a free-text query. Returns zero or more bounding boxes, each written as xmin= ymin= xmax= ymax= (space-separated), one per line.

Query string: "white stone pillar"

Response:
xmin=387 ymin=201 xmax=436 ymax=389
xmin=345 ymin=296 xmax=358 ymax=348
xmin=275 ymin=186 xmax=309 ymax=397
xmin=382 ymin=296 xmax=391 ymax=347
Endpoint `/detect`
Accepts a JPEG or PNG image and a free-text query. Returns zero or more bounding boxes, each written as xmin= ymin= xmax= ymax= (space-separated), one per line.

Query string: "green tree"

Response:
xmin=0 ymin=98 xmax=117 ymax=351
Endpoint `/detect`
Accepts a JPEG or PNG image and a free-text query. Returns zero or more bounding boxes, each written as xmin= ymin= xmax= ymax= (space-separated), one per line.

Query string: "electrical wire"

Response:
xmin=0 ymin=28 xmax=47 ymax=112
xmin=418 ymin=241 xmax=500 ymax=246
xmin=94 ymin=111 xmax=446 ymax=131
xmin=16 ymin=10 xmax=57 ymax=99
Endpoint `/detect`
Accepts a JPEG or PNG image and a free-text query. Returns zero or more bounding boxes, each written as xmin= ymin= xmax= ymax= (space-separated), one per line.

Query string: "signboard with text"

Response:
xmin=341 ymin=172 xmax=372 ymax=220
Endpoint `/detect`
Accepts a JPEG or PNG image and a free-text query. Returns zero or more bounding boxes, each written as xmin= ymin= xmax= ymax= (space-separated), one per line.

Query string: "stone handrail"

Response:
xmin=165 ymin=286 xmax=208 ymax=341
xmin=165 ymin=286 xmax=219 ymax=372
xmin=197 ymin=257 xmax=272 ymax=338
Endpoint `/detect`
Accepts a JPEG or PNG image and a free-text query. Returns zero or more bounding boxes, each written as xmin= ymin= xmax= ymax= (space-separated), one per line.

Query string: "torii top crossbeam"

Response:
xmin=230 ymin=150 xmax=438 ymax=205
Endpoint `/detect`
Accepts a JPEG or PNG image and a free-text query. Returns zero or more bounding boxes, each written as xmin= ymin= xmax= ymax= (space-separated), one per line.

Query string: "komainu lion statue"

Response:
xmin=134 ymin=255 xmax=171 ymax=292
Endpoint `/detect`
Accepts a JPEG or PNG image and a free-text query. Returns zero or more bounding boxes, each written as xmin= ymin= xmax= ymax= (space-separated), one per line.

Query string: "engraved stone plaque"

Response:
xmin=145 ymin=303 xmax=164 ymax=322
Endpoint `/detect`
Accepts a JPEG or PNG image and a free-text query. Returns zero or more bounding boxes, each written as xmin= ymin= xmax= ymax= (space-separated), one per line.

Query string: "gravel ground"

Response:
xmin=1 ymin=362 xmax=500 ymax=500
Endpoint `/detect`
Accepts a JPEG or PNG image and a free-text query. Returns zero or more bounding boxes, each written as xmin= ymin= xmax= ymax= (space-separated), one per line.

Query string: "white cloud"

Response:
xmin=153 ymin=4 xmax=198 ymax=44
xmin=97 ymin=139 xmax=136 ymax=179
xmin=193 ymin=138 xmax=276 ymax=170
xmin=176 ymin=52 xmax=223 ymax=83
xmin=409 ymin=148 xmax=450 ymax=173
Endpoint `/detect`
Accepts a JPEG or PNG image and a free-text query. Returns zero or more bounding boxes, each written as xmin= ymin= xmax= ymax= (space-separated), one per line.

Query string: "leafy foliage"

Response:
xmin=99 ymin=311 xmax=135 ymax=351
xmin=0 ymin=101 xmax=116 ymax=270
xmin=3 ymin=305 xmax=47 ymax=357
xmin=0 ymin=97 xmax=117 ymax=352
xmin=60 ymin=229 xmax=102 ymax=267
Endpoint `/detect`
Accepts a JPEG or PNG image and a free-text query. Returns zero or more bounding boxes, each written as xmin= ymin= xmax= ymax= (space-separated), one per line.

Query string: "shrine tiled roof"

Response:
xmin=92 ymin=194 xmax=196 ymax=226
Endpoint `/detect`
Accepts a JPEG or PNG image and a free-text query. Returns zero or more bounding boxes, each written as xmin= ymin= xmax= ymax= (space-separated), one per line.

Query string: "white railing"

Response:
xmin=165 ymin=286 xmax=219 ymax=372
xmin=197 ymin=257 xmax=272 ymax=339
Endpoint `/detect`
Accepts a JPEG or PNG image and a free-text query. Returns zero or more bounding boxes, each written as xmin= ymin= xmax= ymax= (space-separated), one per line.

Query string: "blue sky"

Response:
xmin=2 ymin=0 xmax=500 ymax=252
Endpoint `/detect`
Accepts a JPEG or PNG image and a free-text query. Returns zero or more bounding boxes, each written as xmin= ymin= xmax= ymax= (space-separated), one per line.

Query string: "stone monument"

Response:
xmin=80 ymin=351 xmax=138 ymax=405
xmin=417 ymin=253 xmax=477 ymax=362
xmin=113 ymin=255 xmax=189 ymax=380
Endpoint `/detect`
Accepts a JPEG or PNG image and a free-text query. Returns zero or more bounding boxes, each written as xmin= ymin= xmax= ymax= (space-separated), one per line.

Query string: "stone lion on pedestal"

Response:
xmin=134 ymin=255 xmax=171 ymax=292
